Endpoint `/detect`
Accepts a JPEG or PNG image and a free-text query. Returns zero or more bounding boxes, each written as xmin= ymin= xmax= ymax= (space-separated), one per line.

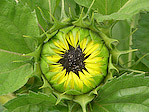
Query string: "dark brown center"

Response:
xmin=58 ymin=45 xmax=87 ymax=76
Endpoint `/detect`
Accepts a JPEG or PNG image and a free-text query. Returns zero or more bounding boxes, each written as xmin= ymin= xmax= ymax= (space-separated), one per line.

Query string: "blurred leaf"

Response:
xmin=0 ymin=50 xmax=33 ymax=95
xmin=92 ymin=73 xmax=149 ymax=112
xmin=65 ymin=0 xmax=79 ymax=16
xmin=21 ymin=0 xmax=61 ymax=31
xmin=53 ymin=0 xmax=79 ymax=20
xmin=71 ymin=104 xmax=82 ymax=112
xmin=132 ymin=12 xmax=149 ymax=68
xmin=20 ymin=0 xmax=51 ymax=30
xmin=133 ymin=59 xmax=149 ymax=76
xmin=74 ymin=0 xmax=128 ymax=15
xmin=0 ymin=0 xmax=39 ymax=53
xmin=0 ymin=0 xmax=36 ymax=95
xmin=20 ymin=0 xmax=53 ymax=18
xmin=0 ymin=103 xmax=5 ymax=112
xmin=112 ymin=20 xmax=131 ymax=66
xmin=94 ymin=0 xmax=149 ymax=22
xmin=4 ymin=92 xmax=68 ymax=112
xmin=112 ymin=20 xmax=130 ymax=50
xmin=14 ymin=77 xmax=43 ymax=94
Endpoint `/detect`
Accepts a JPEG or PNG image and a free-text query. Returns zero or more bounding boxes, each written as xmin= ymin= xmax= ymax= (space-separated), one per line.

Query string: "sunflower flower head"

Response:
xmin=41 ymin=26 xmax=109 ymax=95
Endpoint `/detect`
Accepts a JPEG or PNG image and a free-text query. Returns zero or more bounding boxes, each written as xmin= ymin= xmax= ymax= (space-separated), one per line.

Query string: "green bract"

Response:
xmin=1 ymin=0 xmax=148 ymax=112
xmin=35 ymin=1 xmax=137 ymax=111
xmin=40 ymin=27 xmax=109 ymax=95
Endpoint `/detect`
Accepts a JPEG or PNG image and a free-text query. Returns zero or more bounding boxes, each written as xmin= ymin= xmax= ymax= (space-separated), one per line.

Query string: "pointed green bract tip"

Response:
xmin=40 ymin=26 xmax=109 ymax=95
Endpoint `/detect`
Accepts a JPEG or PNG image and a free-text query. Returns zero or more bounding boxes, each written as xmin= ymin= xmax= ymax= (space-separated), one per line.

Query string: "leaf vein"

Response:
xmin=0 ymin=63 xmax=31 ymax=75
xmin=0 ymin=49 xmax=23 ymax=56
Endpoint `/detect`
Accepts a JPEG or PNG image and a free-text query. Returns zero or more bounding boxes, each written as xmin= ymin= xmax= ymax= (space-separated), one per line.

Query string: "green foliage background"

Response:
xmin=0 ymin=0 xmax=149 ymax=112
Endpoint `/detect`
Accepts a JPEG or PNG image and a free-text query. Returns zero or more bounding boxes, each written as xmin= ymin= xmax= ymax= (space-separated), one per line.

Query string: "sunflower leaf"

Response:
xmin=94 ymin=0 xmax=149 ymax=21
xmin=74 ymin=0 xmax=128 ymax=15
xmin=4 ymin=92 xmax=68 ymax=112
xmin=20 ymin=0 xmax=53 ymax=31
xmin=0 ymin=0 xmax=38 ymax=95
xmin=92 ymin=73 xmax=149 ymax=112
xmin=132 ymin=13 xmax=149 ymax=68
xmin=0 ymin=103 xmax=5 ymax=112
xmin=0 ymin=0 xmax=39 ymax=53
xmin=0 ymin=50 xmax=33 ymax=95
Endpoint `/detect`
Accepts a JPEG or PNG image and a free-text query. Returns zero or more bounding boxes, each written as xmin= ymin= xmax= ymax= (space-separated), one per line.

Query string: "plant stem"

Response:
xmin=128 ymin=14 xmax=139 ymax=67
xmin=49 ymin=0 xmax=52 ymax=22
xmin=128 ymin=25 xmax=133 ymax=67
xmin=67 ymin=101 xmax=76 ymax=112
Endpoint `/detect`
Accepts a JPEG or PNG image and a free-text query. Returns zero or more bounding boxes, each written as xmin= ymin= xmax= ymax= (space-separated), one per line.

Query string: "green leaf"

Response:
xmin=4 ymin=92 xmax=68 ymax=112
xmin=74 ymin=0 xmax=128 ymax=15
xmin=94 ymin=0 xmax=149 ymax=22
xmin=133 ymin=60 xmax=149 ymax=76
xmin=111 ymin=20 xmax=131 ymax=66
xmin=0 ymin=0 xmax=39 ymax=53
xmin=21 ymin=0 xmax=59 ymax=31
xmin=0 ymin=103 xmax=5 ymax=112
xmin=92 ymin=73 xmax=149 ymax=112
xmin=21 ymin=0 xmax=50 ymax=30
xmin=64 ymin=0 xmax=79 ymax=16
xmin=0 ymin=50 xmax=33 ymax=95
xmin=132 ymin=13 xmax=149 ymax=68
xmin=21 ymin=0 xmax=56 ymax=16
xmin=0 ymin=0 xmax=38 ymax=95
xmin=112 ymin=21 xmax=130 ymax=51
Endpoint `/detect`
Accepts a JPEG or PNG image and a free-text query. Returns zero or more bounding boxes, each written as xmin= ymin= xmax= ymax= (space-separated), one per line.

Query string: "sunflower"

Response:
xmin=41 ymin=27 xmax=109 ymax=95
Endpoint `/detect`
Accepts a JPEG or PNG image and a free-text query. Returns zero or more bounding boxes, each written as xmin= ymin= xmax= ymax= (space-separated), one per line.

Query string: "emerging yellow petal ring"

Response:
xmin=41 ymin=27 xmax=109 ymax=95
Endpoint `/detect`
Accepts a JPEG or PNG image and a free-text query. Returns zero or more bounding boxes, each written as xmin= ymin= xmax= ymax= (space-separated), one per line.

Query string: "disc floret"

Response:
xmin=58 ymin=45 xmax=86 ymax=76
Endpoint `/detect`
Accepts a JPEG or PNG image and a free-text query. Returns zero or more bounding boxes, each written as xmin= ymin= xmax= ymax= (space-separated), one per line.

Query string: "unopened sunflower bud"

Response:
xmin=40 ymin=27 xmax=109 ymax=95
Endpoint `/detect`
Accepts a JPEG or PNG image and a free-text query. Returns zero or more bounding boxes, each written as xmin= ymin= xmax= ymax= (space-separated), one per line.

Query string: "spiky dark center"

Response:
xmin=58 ymin=45 xmax=87 ymax=76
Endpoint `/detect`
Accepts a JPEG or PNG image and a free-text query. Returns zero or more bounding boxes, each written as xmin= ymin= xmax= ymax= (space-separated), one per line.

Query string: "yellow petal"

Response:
xmin=51 ymin=70 xmax=65 ymax=81
xmin=47 ymin=55 xmax=62 ymax=62
xmin=70 ymin=72 xmax=74 ymax=89
xmin=53 ymin=41 xmax=65 ymax=51
xmin=79 ymin=71 xmax=92 ymax=88
xmin=64 ymin=73 xmax=69 ymax=88
xmin=59 ymin=40 xmax=67 ymax=50
xmin=82 ymin=70 xmax=94 ymax=83
xmin=83 ymin=41 xmax=94 ymax=54
xmin=50 ymin=66 xmax=63 ymax=72
xmin=53 ymin=49 xmax=64 ymax=54
xmin=72 ymin=72 xmax=83 ymax=90
xmin=85 ymin=44 xmax=99 ymax=56
xmin=75 ymin=32 xmax=79 ymax=47
xmin=85 ymin=65 xmax=101 ymax=75
xmin=57 ymin=33 xmax=69 ymax=50
xmin=64 ymin=72 xmax=71 ymax=89
xmin=50 ymin=64 xmax=62 ymax=68
xmin=49 ymin=64 xmax=63 ymax=72
xmin=66 ymin=34 xmax=73 ymax=46
xmin=87 ymin=50 xmax=100 ymax=59
xmin=57 ymin=69 xmax=67 ymax=84
xmin=82 ymin=69 xmax=92 ymax=77
xmin=85 ymin=63 xmax=101 ymax=70
xmin=84 ymin=57 xmax=103 ymax=63
xmin=63 ymin=38 xmax=69 ymax=50
xmin=80 ymin=38 xmax=87 ymax=51
xmin=69 ymin=32 xmax=75 ymax=47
